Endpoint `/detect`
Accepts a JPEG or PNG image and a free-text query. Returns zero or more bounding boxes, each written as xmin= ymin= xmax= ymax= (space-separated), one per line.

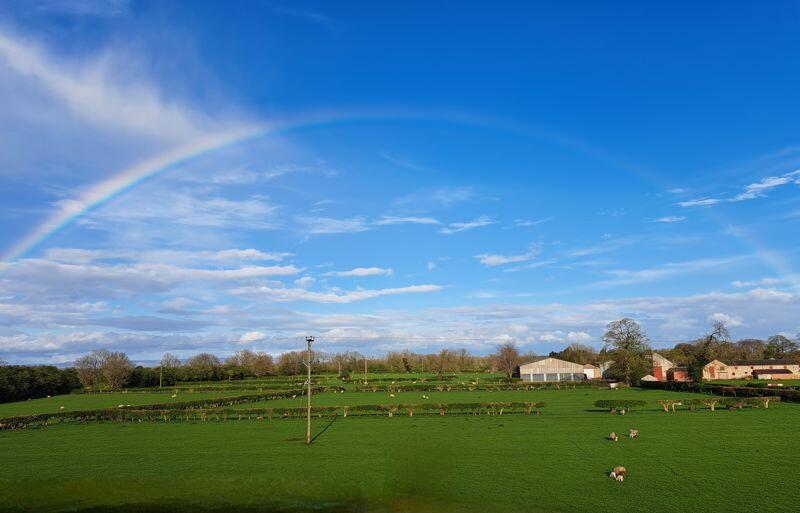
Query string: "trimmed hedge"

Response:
xmin=594 ymin=400 xmax=647 ymax=413
xmin=0 ymin=401 xmax=547 ymax=430
xmin=356 ymin=382 xmax=596 ymax=393
xmin=639 ymin=380 xmax=800 ymax=402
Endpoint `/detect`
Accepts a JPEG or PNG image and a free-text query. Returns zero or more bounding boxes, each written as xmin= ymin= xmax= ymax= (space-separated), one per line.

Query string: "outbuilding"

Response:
xmin=518 ymin=357 xmax=587 ymax=382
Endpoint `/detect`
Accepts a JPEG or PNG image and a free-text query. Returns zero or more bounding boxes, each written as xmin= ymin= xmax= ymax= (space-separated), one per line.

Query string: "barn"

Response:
xmin=518 ymin=357 xmax=587 ymax=382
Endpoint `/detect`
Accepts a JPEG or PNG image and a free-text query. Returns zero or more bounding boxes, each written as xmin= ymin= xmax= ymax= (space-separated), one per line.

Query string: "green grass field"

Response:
xmin=0 ymin=391 xmax=240 ymax=418
xmin=1 ymin=387 xmax=798 ymax=512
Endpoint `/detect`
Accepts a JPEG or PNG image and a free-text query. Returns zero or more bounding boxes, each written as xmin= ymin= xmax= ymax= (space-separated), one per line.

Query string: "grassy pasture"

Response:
xmin=1 ymin=387 xmax=798 ymax=512
xmin=0 ymin=391 xmax=240 ymax=418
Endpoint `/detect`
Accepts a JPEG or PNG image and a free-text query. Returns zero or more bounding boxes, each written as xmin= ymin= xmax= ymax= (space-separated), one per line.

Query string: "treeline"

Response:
xmin=0 ymin=365 xmax=81 ymax=403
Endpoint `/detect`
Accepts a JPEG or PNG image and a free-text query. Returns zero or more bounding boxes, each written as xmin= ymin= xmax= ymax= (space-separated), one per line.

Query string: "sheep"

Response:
xmin=59 ymin=406 xmax=65 ymax=410
xmin=171 ymin=394 xmax=177 ymax=398
xmin=609 ymin=431 xmax=619 ymax=442
xmin=629 ymin=429 xmax=638 ymax=439
xmin=117 ymin=404 xmax=124 ymax=408
xmin=609 ymin=466 xmax=627 ymax=482
xmin=390 ymin=393 xmax=395 ymax=398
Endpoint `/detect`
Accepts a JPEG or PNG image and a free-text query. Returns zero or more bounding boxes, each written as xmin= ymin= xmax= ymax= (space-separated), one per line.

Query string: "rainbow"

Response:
xmin=2 ymin=110 xmax=416 ymax=262
xmin=2 ymin=125 xmax=265 ymax=262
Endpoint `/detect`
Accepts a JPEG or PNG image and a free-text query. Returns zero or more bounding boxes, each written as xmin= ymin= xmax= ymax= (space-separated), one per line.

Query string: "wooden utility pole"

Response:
xmin=305 ymin=336 xmax=314 ymax=445
xmin=364 ymin=357 xmax=368 ymax=384
xmin=159 ymin=365 xmax=163 ymax=389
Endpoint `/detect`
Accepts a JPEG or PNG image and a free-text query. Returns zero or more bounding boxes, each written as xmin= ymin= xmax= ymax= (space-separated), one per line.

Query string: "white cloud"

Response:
xmin=232 ymin=284 xmax=443 ymax=304
xmin=566 ymin=331 xmax=592 ymax=342
xmin=653 ymin=216 xmax=686 ymax=223
xmin=440 ymin=216 xmax=495 ymax=235
xmin=596 ymin=256 xmax=749 ymax=287
xmin=427 ymin=261 xmax=436 ymax=271
xmin=325 ymin=267 xmax=394 ymax=277
xmin=295 ymin=216 xmax=369 ymax=234
xmin=513 ymin=217 xmax=554 ymax=227
xmin=294 ymin=276 xmax=315 ymax=288
xmin=475 ymin=244 xmax=540 ymax=267
xmin=239 ymin=331 xmax=268 ymax=344
xmin=375 ymin=216 xmax=440 ymax=226
xmin=732 ymin=278 xmax=782 ymax=288
xmin=678 ymin=170 xmax=800 ymax=207
xmin=31 ymin=0 xmax=130 ymax=17
xmin=0 ymin=28 xmax=221 ymax=143
xmin=708 ymin=312 xmax=742 ymax=327
xmin=677 ymin=198 xmax=722 ymax=207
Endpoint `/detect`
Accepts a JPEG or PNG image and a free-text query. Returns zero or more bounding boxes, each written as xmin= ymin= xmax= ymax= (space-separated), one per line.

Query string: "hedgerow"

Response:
xmin=356 ymin=382 xmax=596 ymax=393
xmin=0 ymin=401 xmax=547 ymax=430
xmin=594 ymin=400 xmax=647 ymax=413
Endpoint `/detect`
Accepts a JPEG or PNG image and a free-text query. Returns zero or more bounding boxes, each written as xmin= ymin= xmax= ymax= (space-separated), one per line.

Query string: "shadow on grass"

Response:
xmin=310 ymin=414 xmax=339 ymax=444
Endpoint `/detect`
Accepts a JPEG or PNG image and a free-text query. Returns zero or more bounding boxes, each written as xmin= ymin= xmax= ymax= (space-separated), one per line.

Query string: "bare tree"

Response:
xmin=74 ymin=350 xmax=110 ymax=389
xmin=250 ymin=352 xmax=274 ymax=377
xmin=494 ymin=343 xmax=521 ymax=378
xmin=161 ymin=353 xmax=181 ymax=368
xmin=186 ymin=353 xmax=221 ymax=380
xmin=101 ymin=352 xmax=133 ymax=390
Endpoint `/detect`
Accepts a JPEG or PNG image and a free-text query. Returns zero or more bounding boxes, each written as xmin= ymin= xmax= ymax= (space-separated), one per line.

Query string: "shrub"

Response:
xmin=594 ymin=400 xmax=647 ymax=414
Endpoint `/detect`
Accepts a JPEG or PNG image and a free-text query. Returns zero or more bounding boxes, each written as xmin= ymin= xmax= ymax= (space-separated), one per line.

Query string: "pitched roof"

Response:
xmin=752 ymin=368 xmax=793 ymax=376
xmin=721 ymin=359 xmax=796 ymax=366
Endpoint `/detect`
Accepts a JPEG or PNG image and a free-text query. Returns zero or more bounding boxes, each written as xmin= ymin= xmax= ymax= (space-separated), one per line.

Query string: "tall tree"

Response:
xmin=74 ymin=350 xmax=110 ymax=389
xmin=687 ymin=321 xmax=731 ymax=381
xmin=764 ymin=335 xmax=798 ymax=359
xmin=494 ymin=343 xmax=521 ymax=378
xmin=603 ymin=318 xmax=650 ymax=384
xmin=101 ymin=352 xmax=133 ymax=390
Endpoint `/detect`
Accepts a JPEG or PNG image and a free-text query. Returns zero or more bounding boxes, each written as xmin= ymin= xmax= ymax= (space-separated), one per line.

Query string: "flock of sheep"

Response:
xmin=608 ymin=429 xmax=638 ymax=482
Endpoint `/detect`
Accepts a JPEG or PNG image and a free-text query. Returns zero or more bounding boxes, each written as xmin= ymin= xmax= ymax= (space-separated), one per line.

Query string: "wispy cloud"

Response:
xmin=652 ymin=216 xmax=686 ymax=223
xmin=439 ymin=216 xmax=494 ymax=235
xmin=325 ymin=267 xmax=394 ymax=277
xmin=732 ymin=278 xmax=782 ymax=288
xmin=678 ymin=169 xmax=800 ymax=207
xmin=393 ymin=186 xmax=475 ymax=209
xmin=31 ymin=0 xmax=130 ymax=17
xmin=273 ymin=6 xmax=333 ymax=25
xmin=595 ymin=256 xmax=749 ymax=287
xmin=374 ymin=216 xmax=440 ymax=226
xmin=232 ymin=284 xmax=443 ymax=304
xmin=475 ymin=244 xmax=540 ymax=267
xmin=0 ymin=28 xmax=225 ymax=143
xmin=513 ymin=217 xmax=554 ymax=227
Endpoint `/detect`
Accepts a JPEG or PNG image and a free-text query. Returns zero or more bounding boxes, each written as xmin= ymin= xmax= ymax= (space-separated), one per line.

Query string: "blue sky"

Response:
xmin=1 ymin=0 xmax=799 ymax=363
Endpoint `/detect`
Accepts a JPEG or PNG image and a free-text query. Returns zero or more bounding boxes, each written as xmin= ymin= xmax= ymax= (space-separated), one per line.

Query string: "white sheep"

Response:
xmin=390 ymin=393 xmax=395 ymax=398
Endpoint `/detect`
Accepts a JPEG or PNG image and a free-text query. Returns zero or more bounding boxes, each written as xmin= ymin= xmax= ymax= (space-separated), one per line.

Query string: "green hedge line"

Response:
xmin=596 ymin=397 xmax=780 ymax=413
xmin=356 ymin=382 xmax=596 ymax=392
xmin=113 ymin=386 xmax=343 ymax=411
xmin=594 ymin=400 xmax=647 ymax=413
xmin=639 ymin=381 xmax=800 ymax=402
xmin=0 ymin=401 xmax=547 ymax=430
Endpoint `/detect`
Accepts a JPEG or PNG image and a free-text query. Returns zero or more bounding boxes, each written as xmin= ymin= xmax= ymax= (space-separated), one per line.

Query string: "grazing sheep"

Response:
xmin=171 ymin=394 xmax=177 ymax=398
xmin=390 ymin=393 xmax=395 ymax=398
xmin=609 ymin=466 xmax=627 ymax=482
xmin=610 ymin=431 xmax=619 ymax=442
xmin=60 ymin=406 xmax=65 ymax=410
xmin=117 ymin=404 xmax=124 ymax=408
xmin=629 ymin=429 xmax=638 ymax=439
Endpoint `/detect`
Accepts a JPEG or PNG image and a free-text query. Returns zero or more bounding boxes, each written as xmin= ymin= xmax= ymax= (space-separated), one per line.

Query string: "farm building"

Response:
xmin=518 ymin=357 xmax=586 ymax=382
xmin=703 ymin=359 xmax=800 ymax=380
xmin=650 ymin=352 xmax=692 ymax=382
xmin=583 ymin=364 xmax=602 ymax=379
